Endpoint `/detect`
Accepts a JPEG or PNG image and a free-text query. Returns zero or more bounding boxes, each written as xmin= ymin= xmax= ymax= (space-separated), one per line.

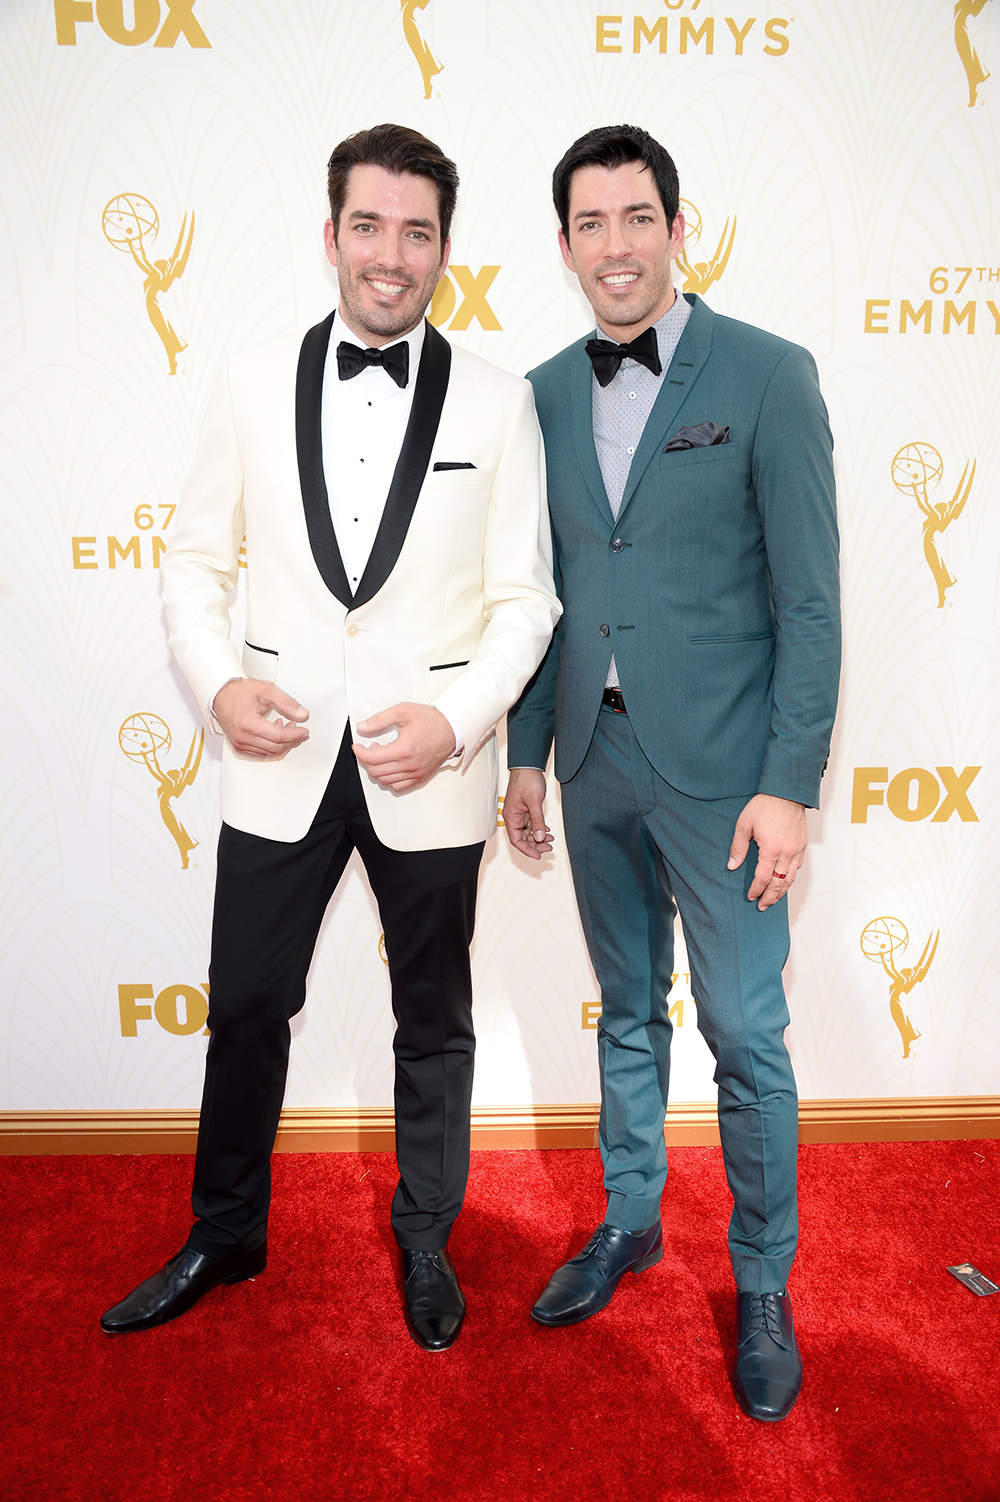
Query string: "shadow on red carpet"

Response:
xmin=2 ymin=1142 xmax=998 ymax=1501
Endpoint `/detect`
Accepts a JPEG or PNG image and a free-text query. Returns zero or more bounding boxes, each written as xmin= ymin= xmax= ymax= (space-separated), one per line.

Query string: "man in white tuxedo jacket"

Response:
xmin=101 ymin=124 xmax=560 ymax=1351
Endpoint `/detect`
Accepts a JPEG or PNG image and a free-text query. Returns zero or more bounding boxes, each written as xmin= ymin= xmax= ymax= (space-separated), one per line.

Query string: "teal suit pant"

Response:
xmin=560 ymin=704 xmax=798 ymax=1293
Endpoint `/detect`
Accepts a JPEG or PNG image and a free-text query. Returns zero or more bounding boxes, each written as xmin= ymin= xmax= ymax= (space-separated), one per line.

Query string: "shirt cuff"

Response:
xmin=507 ymin=766 xmax=545 ymax=772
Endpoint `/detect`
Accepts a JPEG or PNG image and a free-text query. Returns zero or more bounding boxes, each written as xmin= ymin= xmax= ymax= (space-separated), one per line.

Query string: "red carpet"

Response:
xmin=2 ymin=1141 xmax=999 ymax=1502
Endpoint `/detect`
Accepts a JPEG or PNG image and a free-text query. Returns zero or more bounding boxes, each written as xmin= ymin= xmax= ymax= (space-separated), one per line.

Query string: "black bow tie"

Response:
xmin=584 ymin=326 xmax=662 ymax=387
xmin=336 ymin=339 xmax=409 ymax=388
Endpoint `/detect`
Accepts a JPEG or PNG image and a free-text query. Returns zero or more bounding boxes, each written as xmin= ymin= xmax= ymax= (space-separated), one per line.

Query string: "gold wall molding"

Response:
xmin=1 ymin=1096 xmax=997 ymax=1155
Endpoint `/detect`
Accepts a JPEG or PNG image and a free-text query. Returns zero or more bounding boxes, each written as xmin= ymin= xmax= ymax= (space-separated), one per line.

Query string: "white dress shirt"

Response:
xmin=323 ymin=310 xmax=424 ymax=593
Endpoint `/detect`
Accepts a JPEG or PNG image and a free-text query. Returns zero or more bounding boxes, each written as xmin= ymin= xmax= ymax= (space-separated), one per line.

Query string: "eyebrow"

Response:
xmin=573 ymin=201 xmax=658 ymax=221
xmin=347 ymin=209 xmax=437 ymax=230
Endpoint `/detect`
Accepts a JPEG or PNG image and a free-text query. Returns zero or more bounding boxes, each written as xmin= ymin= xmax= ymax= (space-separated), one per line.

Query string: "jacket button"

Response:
xmin=610 ymin=538 xmax=624 ymax=552
xmin=346 ymin=622 xmax=359 ymax=637
xmin=599 ymin=623 xmax=610 ymax=637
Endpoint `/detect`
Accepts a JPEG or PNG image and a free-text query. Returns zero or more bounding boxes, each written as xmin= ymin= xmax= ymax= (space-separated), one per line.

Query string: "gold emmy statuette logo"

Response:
xmin=103 ymin=194 xmax=194 ymax=375
xmin=860 ymin=917 xmax=939 ymax=1060
xmin=675 ymin=199 xmax=736 ymax=296
xmin=955 ymin=0 xmax=992 ymax=107
xmin=496 ymin=793 xmax=505 ymax=828
xmin=119 ymin=713 xmax=204 ymax=869
xmin=401 ymin=0 xmax=442 ymax=99
xmin=891 ymin=443 xmax=975 ymax=609
xmin=378 ymin=933 xmax=389 ymax=965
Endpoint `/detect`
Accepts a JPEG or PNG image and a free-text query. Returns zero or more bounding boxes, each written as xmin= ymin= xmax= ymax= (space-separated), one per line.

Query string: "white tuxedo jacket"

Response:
xmin=161 ymin=316 xmax=560 ymax=849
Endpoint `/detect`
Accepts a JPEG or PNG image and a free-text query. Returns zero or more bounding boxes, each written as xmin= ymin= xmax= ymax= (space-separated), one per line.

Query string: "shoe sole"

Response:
xmin=530 ymin=1243 xmax=664 ymax=1327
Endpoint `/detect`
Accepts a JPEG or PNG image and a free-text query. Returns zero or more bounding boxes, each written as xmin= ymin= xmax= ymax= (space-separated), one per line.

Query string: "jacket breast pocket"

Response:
xmin=243 ymin=640 xmax=279 ymax=682
xmin=659 ymin=440 xmax=740 ymax=470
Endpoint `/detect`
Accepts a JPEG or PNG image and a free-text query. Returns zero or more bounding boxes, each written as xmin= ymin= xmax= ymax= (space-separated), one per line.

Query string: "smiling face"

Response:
xmin=324 ymin=164 xmax=450 ymax=346
xmin=558 ymin=159 xmax=685 ymax=340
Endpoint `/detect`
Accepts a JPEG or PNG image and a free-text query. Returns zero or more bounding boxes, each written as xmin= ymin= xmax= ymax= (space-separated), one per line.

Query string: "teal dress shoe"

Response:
xmin=733 ymin=1289 xmax=803 ymax=1421
xmin=531 ymin=1222 xmax=663 ymax=1326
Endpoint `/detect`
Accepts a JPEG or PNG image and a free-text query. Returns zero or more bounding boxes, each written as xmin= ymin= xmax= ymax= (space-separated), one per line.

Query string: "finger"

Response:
xmin=360 ymin=758 xmax=436 ymax=787
xmin=356 ymin=707 xmax=401 ymax=735
xmin=507 ymin=822 xmax=544 ymax=859
xmin=249 ymin=718 xmax=310 ymax=747
xmin=756 ymin=875 xmax=792 ymax=910
xmin=352 ymin=741 xmax=397 ymax=768
xmin=352 ymin=733 xmax=416 ymax=766
xmin=727 ymin=820 xmax=751 ymax=872
xmin=353 ymin=746 xmax=420 ymax=776
xmin=371 ymin=769 xmax=424 ymax=787
xmin=522 ymin=790 xmax=549 ymax=843
xmin=502 ymin=800 xmax=541 ymax=857
xmin=755 ymin=857 xmax=801 ymax=910
xmin=501 ymin=797 xmax=537 ymax=857
xmin=508 ymin=817 xmax=553 ymax=859
xmin=264 ymin=688 xmax=309 ymax=723
xmin=234 ymin=737 xmax=300 ymax=758
xmin=746 ymin=846 xmax=774 ymax=901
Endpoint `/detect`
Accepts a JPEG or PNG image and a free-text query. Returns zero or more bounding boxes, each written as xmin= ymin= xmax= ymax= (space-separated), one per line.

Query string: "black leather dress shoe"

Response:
xmin=732 ymin=1289 xmax=802 ymax=1421
xmin=401 ymin=1248 xmax=466 ymax=1351
xmin=100 ymin=1242 xmax=267 ymax=1333
xmin=530 ymin=1221 xmax=663 ymax=1326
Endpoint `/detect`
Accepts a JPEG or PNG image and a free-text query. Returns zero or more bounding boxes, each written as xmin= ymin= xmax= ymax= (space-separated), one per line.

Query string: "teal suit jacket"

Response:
xmin=506 ymin=295 xmax=840 ymax=808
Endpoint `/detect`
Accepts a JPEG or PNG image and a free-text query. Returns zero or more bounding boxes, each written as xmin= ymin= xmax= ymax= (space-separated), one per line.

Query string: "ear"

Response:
xmin=668 ymin=211 xmax=686 ymax=261
xmin=323 ymin=218 xmax=338 ymax=270
xmin=436 ymin=234 xmax=452 ymax=282
xmin=557 ymin=228 xmax=576 ymax=275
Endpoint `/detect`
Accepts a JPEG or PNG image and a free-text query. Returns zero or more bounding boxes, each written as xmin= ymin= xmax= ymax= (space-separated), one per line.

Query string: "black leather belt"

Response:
xmin=602 ymin=687 xmax=628 ymax=714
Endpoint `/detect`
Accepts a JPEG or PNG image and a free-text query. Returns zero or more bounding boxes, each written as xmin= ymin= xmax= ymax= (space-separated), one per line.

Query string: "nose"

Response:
xmin=604 ymin=218 xmax=630 ymax=260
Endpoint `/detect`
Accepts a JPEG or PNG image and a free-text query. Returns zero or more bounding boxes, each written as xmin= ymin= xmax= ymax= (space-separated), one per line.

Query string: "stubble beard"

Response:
xmin=589 ymin=261 xmax=673 ymax=332
xmin=338 ymin=263 xmax=435 ymax=342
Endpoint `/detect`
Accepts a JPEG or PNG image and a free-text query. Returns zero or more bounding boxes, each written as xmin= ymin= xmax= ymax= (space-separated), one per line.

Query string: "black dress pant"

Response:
xmin=187 ymin=724 xmax=484 ymax=1256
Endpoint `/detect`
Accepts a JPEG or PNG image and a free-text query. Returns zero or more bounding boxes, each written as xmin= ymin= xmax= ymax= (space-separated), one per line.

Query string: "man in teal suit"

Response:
xmin=504 ymin=126 xmax=840 ymax=1422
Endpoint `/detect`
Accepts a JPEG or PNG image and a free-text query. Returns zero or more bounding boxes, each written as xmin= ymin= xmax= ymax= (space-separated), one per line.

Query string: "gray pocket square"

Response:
xmin=663 ymin=422 xmax=730 ymax=452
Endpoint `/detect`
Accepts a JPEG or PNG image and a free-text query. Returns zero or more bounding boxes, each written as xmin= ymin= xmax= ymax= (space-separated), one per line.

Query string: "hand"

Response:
xmin=727 ymin=793 xmax=807 ymax=911
xmin=352 ymin=703 xmax=456 ymax=791
xmin=503 ymin=769 xmax=553 ymax=860
xmin=214 ymin=679 xmax=309 ymax=758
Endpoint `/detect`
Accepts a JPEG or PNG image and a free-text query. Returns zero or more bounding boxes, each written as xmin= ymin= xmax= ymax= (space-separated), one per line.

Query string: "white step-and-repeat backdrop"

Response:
xmin=0 ymin=0 xmax=997 ymax=1115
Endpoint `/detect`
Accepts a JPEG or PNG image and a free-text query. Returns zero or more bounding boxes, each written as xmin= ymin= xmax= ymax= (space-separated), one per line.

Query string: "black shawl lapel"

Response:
xmin=295 ymin=316 xmax=452 ymax=610
xmin=353 ymin=320 xmax=451 ymax=607
xmin=295 ymin=312 xmax=352 ymax=606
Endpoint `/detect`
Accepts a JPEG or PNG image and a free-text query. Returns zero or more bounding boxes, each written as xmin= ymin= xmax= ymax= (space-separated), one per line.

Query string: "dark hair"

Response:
xmin=327 ymin=123 xmax=459 ymax=247
xmin=552 ymin=125 xmax=679 ymax=239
